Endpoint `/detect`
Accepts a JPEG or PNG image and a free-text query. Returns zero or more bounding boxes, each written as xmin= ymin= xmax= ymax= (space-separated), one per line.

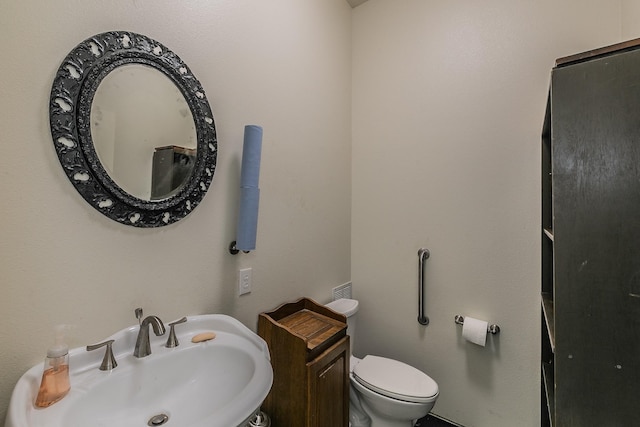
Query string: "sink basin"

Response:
xmin=5 ymin=315 xmax=273 ymax=427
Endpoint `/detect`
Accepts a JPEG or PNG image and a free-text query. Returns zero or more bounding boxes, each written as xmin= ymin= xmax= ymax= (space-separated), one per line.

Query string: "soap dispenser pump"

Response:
xmin=34 ymin=325 xmax=70 ymax=407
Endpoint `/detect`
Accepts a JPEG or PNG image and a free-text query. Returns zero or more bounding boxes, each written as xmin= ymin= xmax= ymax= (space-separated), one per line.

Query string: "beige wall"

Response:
xmin=0 ymin=0 xmax=352 ymax=422
xmin=351 ymin=1 xmax=623 ymax=426
xmin=623 ymin=0 xmax=640 ymax=40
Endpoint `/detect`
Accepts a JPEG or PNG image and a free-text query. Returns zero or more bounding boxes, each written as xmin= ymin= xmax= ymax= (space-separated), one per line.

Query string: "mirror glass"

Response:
xmin=91 ymin=64 xmax=197 ymax=200
xmin=49 ymin=31 xmax=217 ymax=227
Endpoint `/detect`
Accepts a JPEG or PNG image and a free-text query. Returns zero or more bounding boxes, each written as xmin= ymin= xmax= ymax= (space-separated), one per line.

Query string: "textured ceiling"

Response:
xmin=347 ymin=0 xmax=369 ymax=8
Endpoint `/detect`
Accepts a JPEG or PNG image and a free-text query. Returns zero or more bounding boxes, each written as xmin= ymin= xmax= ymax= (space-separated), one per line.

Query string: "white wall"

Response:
xmin=351 ymin=1 xmax=622 ymax=426
xmin=0 ymin=0 xmax=352 ymax=422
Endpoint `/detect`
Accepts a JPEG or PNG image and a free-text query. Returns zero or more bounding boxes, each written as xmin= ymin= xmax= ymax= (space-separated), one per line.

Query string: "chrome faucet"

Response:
xmin=133 ymin=310 xmax=166 ymax=358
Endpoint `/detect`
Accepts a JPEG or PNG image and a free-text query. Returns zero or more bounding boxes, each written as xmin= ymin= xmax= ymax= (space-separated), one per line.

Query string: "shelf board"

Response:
xmin=543 ymin=228 xmax=554 ymax=242
xmin=542 ymin=362 xmax=555 ymax=427
xmin=541 ymin=293 xmax=555 ymax=352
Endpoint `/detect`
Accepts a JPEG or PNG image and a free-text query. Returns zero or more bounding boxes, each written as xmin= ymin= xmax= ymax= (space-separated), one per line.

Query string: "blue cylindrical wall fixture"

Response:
xmin=236 ymin=186 xmax=260 ymax=251
xmin=240 ymin=125 xmax=263 ymax=188
xmin=235 ymin=125 xmax=263 ymax=252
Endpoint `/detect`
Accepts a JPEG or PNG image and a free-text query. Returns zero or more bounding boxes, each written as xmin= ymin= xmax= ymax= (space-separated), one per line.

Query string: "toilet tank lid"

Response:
xmin=325 ymin=298 xmax=359 ymax=317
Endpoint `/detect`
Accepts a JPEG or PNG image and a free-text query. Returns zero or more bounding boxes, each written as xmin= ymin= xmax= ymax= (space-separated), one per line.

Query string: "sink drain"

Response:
xmin=147 ymin=414 xmax=169 ymax=426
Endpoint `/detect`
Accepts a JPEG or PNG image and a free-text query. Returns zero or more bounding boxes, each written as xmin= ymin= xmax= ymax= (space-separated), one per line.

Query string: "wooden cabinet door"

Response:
xmin=307 ymin=336 xmax=350 ymax=427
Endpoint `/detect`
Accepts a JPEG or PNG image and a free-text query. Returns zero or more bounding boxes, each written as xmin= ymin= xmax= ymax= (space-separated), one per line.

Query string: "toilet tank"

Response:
xmin=325 ymin=298 xmax=359 ymax=348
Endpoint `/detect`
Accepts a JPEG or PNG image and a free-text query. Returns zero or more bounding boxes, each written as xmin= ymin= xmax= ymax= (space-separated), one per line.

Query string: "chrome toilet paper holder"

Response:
xmin=454 ymin=315 xmax=501 ymax=334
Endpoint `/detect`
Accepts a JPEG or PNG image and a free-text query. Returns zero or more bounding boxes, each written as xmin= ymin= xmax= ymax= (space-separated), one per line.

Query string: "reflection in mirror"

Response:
xmin=91 ymin=64 xmax=197 ymax=200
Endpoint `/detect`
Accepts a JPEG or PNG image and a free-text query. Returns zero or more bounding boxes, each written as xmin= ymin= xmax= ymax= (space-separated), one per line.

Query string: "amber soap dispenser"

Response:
xmin=34 ymin=325 xmax=70 ymax=407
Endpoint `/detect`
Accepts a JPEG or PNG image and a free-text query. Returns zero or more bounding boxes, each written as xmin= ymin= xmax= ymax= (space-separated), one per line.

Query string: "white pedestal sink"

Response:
xmin=5 ymin=315 xmax=273 ymax=427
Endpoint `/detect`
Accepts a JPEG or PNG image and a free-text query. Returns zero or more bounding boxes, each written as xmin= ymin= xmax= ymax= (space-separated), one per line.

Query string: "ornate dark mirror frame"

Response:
xmin=49 ymin=31 xmax=217 ymax=227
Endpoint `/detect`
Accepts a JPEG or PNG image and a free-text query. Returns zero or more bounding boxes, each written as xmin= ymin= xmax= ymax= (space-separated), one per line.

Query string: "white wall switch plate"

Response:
xmin=239 ymin=267 xmax=252 ymax=295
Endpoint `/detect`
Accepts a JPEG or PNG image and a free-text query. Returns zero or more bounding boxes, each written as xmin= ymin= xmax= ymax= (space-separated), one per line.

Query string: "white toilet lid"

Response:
xmin=352 ymin=355 xmax=438 ymax=403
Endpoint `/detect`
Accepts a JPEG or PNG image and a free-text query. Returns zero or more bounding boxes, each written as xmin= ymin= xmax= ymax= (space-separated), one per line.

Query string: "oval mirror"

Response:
xmin=49 ymin=31 xmax=217 ymax=227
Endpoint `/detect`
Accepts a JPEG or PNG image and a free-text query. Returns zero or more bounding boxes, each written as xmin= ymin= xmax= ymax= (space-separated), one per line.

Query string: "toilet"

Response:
xmin=325 ymin=298 xmax=439 ymax=427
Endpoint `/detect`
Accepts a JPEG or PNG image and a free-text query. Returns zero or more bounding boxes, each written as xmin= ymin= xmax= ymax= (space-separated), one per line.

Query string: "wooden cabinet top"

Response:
xmin=277 ymin=309 xmax=344 ymax=351
xmin=259 ymin=297 xmax=347 ymax=358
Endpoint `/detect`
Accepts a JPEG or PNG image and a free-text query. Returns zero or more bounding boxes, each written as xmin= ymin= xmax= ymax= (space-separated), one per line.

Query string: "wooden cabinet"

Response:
xmin=258 ymin=298 xmax=350 ymax=427
xmin=541 ymin=39 xmax=640 ymax=426
xmin=150 ymin=145 xmax=196 ymax=199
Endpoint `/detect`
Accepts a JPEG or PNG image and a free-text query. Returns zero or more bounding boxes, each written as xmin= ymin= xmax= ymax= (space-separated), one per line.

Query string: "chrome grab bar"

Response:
xmin=418 ymin=248 xmax=430 ymax=325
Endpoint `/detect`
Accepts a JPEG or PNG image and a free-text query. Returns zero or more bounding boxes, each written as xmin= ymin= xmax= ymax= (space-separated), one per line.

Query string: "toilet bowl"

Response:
xmin=325 ymin=299 xmax=439 ymax=427
xmin=351 ymin=355 xmax=438 ymax=427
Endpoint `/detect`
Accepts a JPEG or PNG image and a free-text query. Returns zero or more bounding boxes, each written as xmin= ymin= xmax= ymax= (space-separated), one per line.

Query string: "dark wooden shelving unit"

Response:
xmin=541 ymin=39 xmax=640 ymax=426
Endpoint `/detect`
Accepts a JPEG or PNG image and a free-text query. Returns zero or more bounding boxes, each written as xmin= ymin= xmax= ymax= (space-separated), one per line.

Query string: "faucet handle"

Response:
xmin=135 ymin=307 xmax=143 ymax=325
xmin=86 ymin=339 xmax=117 ymax=371
xmin=165 ymin=317 xmax=187 ymax=348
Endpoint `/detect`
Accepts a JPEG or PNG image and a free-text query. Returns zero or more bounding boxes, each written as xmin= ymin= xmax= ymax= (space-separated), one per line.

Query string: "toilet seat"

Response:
xmin=352 ymin=355 xmax=439 ymax=404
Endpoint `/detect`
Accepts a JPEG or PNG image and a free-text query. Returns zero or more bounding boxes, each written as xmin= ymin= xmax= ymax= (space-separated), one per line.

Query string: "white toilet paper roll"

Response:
xmin=462 ymin=316 xmax=488 ymax=347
